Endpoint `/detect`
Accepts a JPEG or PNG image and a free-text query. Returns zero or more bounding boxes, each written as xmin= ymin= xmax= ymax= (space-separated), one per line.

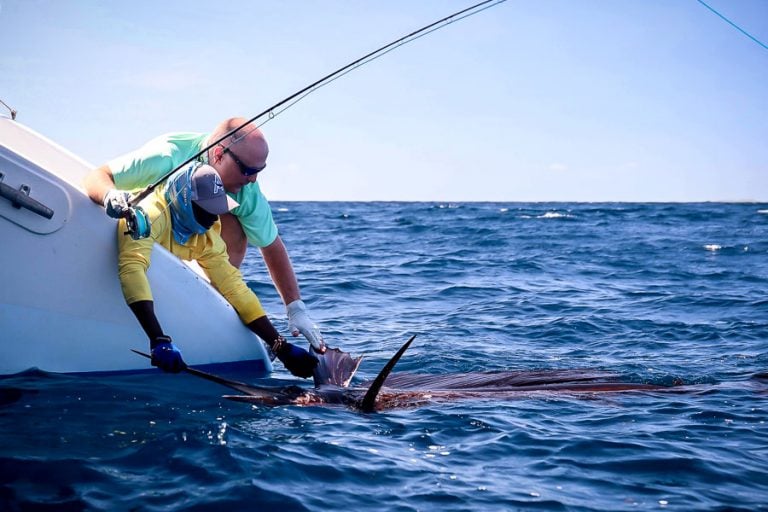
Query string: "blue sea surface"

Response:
xmin=2 ymin=202 xmax=767 ymax=511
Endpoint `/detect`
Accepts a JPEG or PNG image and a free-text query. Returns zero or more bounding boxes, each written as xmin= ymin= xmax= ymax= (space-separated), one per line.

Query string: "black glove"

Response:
xmin=274 ymin=337 xmax=318 ymax=378
xmin=150 ymin=336 xmax=187 ymax=373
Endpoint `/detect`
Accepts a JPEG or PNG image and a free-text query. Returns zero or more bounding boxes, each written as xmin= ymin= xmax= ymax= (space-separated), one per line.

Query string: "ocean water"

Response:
xmin=2 ymin=202 xmax=767 ymax=511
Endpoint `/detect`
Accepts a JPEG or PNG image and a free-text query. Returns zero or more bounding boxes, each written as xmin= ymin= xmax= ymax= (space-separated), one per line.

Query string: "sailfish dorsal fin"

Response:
xmin=360 ymin=334 xmax=417 ymax=412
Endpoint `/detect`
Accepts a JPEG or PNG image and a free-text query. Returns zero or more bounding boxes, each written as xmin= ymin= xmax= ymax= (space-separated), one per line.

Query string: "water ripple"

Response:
xmin=3 ymin=203 xmax=768 ymax=511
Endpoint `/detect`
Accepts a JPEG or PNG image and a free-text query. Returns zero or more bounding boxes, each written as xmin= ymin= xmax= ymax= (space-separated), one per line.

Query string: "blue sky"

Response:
xmin=2 ymin=0 xmax=766 ymax=201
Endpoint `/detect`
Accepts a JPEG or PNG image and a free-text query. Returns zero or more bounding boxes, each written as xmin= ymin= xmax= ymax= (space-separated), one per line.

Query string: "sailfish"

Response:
xmin=134 ymin=335 xmax=687 ymax=412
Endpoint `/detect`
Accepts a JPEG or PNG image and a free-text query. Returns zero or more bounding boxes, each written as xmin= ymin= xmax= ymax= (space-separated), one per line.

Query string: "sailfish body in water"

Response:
xmin=166 ymin=336 xmax=685 ymax=412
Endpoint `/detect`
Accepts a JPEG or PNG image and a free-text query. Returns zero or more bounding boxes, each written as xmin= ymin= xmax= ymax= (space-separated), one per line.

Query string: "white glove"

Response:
xmin=103 ymin=189 xmax=132 ymax=219
xmin=287 ymin=299 xmax=325 ymax=353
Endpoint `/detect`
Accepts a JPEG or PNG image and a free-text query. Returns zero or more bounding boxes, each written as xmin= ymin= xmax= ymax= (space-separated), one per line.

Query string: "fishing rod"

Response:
xmin=123 ymin=0 xmax=507 ymax=239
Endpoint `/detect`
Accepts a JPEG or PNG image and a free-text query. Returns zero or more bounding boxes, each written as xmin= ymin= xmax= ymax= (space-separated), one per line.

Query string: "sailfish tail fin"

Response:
xmin=360 ymin=334 xmax=417 ymax=413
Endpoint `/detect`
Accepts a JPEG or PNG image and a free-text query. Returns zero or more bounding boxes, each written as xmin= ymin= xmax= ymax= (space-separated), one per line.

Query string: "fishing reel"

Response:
xmin=123 ymin=206 xmax=151 ymax=240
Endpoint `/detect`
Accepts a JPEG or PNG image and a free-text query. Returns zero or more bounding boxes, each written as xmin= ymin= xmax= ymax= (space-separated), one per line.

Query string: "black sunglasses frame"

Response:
xmin=223 ymin=147 xmax=266 ymax=177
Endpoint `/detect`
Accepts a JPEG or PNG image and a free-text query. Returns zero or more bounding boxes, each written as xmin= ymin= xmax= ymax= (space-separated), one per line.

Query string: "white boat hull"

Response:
xmin=0 ymin=118 xmax=273 ymax=375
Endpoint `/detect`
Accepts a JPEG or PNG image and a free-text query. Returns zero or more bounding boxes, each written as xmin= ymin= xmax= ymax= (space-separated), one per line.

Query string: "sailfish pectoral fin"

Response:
xmin=360 ymin=334 xmax=417 ymax=413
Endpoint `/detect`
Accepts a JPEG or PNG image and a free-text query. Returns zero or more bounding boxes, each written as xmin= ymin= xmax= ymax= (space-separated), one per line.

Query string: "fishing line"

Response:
xmin=254 ymin=0 xmax=507 ymax=131
xmin=0 ymin=99 xmax=17 ymax=120
xmin=695 ymin=0 xmax=768 ymax=51
xmin=127 ymin=0 xmax=507 ymax=222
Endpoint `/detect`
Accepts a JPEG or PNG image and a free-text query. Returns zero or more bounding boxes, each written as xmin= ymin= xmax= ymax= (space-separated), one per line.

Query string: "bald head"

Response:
xmin=208 ymin=117 xmax=269 ymax=193
xmin=212 ymin=117 xmax=269 ymax=155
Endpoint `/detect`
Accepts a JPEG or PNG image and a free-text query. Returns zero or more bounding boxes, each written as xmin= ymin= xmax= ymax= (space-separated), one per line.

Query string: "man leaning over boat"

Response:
xmin=82 ymin=117 xmax=326 ymax=355
xmin=114 ymin=162 xmax=318 ymax=377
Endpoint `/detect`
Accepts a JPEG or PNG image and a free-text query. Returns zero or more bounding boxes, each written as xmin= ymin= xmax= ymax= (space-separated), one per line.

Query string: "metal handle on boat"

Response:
xmin=0 ymin=172 xmax=54 ymax=219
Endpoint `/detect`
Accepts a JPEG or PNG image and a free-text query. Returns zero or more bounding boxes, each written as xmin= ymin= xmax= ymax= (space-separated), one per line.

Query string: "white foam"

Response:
xmin=539 ymin=211 xmax=572 ymax=219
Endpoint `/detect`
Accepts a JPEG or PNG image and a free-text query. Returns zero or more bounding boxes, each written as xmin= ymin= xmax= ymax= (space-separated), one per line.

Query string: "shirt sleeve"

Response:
xmin=108 ymin=136 xmax=177 ymax=191
xmin=116 ymin=192 xmax=171 ymax=304
xmin=196 ymin=223 xmax=268 ymax=323
xmin=117 ymin=228 xmax=157 ymax=306
xmin=232 ymin=182 xmax=279 ymax=248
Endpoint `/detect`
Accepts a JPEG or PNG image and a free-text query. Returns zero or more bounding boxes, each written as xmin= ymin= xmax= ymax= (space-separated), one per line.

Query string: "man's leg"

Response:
xmin=219 ymin=213 xmax=247 ymax=268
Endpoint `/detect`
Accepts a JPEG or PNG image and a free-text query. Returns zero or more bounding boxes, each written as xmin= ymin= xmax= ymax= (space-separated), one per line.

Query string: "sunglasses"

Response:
xmin=223 ymin=147 xmax=266 ymax=176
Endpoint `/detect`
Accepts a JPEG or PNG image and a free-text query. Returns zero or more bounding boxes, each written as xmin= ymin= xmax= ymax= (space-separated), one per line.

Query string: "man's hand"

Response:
xmin=150 ymin=336 xmax=187 ymax=373
xmin=286 ymin=300 xmax=325 ymax=353
xmin=103 ymin=189 xmax=132 ymax=219
xmin=274 ymin=337 xmax=318 ymax=378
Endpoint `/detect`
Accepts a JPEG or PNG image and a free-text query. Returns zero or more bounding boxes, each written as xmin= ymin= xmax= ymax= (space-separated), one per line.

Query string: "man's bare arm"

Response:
xmin=260 ymin=235 xmax=300 ymax=305
xmin=83 ymin=164 xmax=116 ymax=204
